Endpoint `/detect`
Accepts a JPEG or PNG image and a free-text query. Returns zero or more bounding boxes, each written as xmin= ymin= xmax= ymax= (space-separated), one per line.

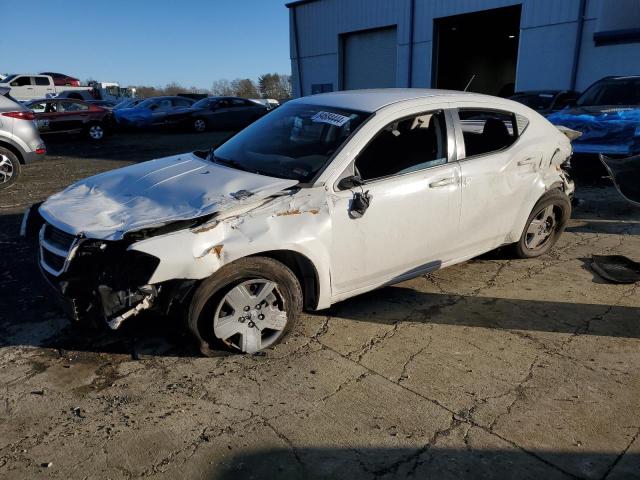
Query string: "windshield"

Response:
xmin=135 ymin=98 xmax=158 ymax=109
xmin=511 ymin=93 xmax=555 ymax=111
xmin=577 ymin=77 xmax=640 ymax=107
xmin=193 ymin=98 xmax=214 ymax=108
xmin=213 ymin=103 xmax=371 ymax=182
xmin=1 ymin=75 xmax=17 ymax=83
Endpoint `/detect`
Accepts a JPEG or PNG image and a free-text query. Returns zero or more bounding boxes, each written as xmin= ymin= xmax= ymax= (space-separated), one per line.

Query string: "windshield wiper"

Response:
xmin=212 ymin=155 xmax=260 ymax=175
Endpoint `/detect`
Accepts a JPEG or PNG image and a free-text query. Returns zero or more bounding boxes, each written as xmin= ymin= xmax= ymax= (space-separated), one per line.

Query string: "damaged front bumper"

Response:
xmin=28 ymin=209 xmax=163 ymax=329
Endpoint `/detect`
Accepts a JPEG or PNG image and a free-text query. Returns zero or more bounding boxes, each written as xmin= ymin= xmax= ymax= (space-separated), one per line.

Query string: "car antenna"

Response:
xmin=463 ymin=74 xmax=476 ymax=92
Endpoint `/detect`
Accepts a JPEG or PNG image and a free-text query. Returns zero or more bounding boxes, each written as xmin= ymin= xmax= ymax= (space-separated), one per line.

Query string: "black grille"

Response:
xmin=44 ymin=224 xmax=75 ymax=251
xmin=42 ymin=249 xmax=65 ymax=272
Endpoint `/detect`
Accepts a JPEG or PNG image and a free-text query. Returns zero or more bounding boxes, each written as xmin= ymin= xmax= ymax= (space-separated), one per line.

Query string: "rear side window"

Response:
xmin=60 ymin=101 xmax=88 ymax=112
xmin=458 ymin=109 xmax=518 ymax=158
xmin=34 ymin=77 xmax=50 ymax=86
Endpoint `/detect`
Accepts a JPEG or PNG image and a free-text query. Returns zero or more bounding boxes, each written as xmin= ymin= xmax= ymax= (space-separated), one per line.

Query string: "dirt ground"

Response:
xmin=1 ymin=131 xmax=639 ymax=480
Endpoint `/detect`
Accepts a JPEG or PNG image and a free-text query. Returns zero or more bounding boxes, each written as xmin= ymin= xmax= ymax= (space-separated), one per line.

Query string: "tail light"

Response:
xmin=2 ymin=111 xmax=35 ymax=121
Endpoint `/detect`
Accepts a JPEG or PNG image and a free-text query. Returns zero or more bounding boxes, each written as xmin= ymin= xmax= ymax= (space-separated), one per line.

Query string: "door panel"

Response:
xmin=454 ymin=107 xmax=541 ymax=255
xmin=329 ymin=163 xmax=461 ymax=294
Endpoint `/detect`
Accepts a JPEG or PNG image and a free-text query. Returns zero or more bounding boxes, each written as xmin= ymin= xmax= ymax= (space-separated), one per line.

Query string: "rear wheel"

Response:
xmin=86 ymin=122 xmax=106 ymax=141
xmin=188 ymin=257 xmax=302 ymax=356
xmin=514 ymin=190 xmax=571 ymax=258
xmin=0 ymin=147 xmax=21 ymax=190
xmin=192 ymin=118 xmax=206 ymax=133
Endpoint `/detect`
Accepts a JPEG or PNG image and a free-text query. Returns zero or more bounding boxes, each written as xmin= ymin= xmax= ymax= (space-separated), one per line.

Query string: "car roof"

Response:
xmin=289 ymin=88 xmax=506 ymax=112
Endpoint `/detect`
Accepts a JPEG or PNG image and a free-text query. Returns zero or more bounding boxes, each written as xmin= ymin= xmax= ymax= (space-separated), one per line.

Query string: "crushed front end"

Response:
xmin=37 ymin=220 xmax=162 ymax=329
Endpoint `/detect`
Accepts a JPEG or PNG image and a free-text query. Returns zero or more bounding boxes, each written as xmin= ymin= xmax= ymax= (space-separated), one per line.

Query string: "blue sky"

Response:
xmin=2 ymin=0 xmax=291 ymax=88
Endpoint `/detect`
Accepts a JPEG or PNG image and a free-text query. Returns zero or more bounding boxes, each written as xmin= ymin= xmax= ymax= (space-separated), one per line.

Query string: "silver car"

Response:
xmin=0 ymin=87 xmax=46 ymax=189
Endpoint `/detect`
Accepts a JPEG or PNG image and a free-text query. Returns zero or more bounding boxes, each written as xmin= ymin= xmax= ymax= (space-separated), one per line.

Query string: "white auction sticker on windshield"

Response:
xmin=311 ymin=111 xmax=350 ymax=127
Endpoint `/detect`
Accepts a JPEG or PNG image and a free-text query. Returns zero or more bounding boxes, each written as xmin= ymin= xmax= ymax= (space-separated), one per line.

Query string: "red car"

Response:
xmin=39 ymin=72 xmax=81 ymax=87
xmin=26 ymin=98 xmax=112 ymax=141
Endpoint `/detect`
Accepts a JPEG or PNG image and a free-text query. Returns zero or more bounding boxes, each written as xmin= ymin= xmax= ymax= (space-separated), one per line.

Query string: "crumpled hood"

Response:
xmin=39 ymin=153 xmax=298 ymax=240
xmin=548 ymin=107 xmax=640 ymax=152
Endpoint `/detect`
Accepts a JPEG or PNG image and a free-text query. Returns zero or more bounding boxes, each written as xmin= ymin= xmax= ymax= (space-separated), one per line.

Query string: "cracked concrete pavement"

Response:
xmin=1 ymin=132 xmax=639 ymax=479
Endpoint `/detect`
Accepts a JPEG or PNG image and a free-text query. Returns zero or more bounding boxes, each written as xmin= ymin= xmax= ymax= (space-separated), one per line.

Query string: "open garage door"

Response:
xmin=342 ymin=27 xmax=397 ymax=90
xmin=433 ymin=5 xmax=521 ymax=96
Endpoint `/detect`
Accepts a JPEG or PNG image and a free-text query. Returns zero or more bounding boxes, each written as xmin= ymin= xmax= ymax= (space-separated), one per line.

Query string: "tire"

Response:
xmin=187 ymin=257 xmax=302 ymax=356
xmin=192 ymin=118 xmax=207 ymax=133
xmin=514 ymin=190 xmax=571 ymax=259
xmin=86 ymin=122 xmax=106 ymax=141
xmin=0 ymin=147 xmax=21 ymax=190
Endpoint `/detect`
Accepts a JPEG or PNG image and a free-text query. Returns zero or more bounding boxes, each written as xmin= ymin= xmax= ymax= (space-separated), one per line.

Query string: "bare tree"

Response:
xmin=231 ymin=78 xmax=259 ymax=98
xmin=210 ymin=79 xmax=234 ymax=96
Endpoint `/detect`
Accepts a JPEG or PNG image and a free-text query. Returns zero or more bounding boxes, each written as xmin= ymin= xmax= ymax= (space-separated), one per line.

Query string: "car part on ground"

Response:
xmin=591 ymin=255 xmax=640 ymax=284
xmin=25 ymin=89 xmax=574 ymax=354
xmin=599 ymin=154 xmax=640 ymax=206
xmin=0 ymin=87 xmax=46 ymax=189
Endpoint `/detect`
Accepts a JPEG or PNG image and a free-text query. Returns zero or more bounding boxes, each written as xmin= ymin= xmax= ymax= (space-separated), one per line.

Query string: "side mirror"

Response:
xmin=337 ymin=175 xmax=363 ymax=191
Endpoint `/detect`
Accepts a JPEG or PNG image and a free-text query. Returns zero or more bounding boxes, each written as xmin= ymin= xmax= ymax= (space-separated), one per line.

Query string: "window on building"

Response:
xmin=594 ymin=0 xmax=640 ymax=45
xmin=355 ymin=110 xmax=448 ymax=181
xmin=458 ymin=109 xmax=517 ymax=158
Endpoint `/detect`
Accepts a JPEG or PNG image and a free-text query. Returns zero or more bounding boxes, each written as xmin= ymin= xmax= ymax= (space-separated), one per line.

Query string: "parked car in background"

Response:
xmin=113 ymin=96 xmax=194 ymax=128
xmin=510 ymin=90 xmax=580 ymax=115
xmin=113 ymin=98 xmax=144 ymax=110
xmin=169 ymin=96 xmax=268 ymax=132
xmin=0 ymin=74 xmax=134 ymax=103
xmin=86 ymin=99 xmax=117 ymax=109
xmin=26 ymin=89 xmax=575 ymax=354
xmin=25 ymin=98 xmax=112 ymax=141
xmin=548 ymin=75 xmax=640 ymax=157
xmin=39 ymin=72 xmax=81 ymax=87
xmin=0 ymin=87 xmax=46 ymax=189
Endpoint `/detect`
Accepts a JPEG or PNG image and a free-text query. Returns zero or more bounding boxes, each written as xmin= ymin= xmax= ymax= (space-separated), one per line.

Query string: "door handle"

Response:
xmin=429 ymin=177 xmax=456 ymax=188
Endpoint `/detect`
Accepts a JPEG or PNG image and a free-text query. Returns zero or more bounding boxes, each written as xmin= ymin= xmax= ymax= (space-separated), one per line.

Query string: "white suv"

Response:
xmin=27 ymin=90 xmax=574 ymax=354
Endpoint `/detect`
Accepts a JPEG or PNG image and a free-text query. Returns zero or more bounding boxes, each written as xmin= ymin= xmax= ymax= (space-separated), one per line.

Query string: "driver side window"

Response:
xmin=355 ymin=110 xmax=448 ymax=182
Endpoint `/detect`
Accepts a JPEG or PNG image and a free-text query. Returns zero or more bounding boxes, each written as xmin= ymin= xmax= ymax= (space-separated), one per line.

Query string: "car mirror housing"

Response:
xmin=337 ymin=175 xmax=364 ymax=191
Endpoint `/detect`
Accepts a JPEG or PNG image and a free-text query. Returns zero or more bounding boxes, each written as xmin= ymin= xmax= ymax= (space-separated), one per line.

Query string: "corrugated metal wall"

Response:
xmin=289 ymin=0 xmax=640 ymax=97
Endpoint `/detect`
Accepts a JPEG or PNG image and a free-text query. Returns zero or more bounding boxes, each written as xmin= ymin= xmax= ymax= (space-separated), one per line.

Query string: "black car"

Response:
xmin=167 ymin=96 xmax=269 ymax=132
xmin=509 ymin=90 xmax=580 ymax=115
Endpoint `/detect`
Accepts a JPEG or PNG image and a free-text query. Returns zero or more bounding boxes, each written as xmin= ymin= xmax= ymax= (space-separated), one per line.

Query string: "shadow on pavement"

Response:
xmin=210 ymin=446 xmax=638 ymax=480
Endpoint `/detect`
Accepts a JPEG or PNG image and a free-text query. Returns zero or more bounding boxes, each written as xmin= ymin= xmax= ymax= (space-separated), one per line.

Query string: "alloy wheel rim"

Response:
xmin=213 ymin=279 xmax=287 ymax=354
xmin=194 ymin=119 xmax=205 ymax=132
xmin=525 ymin=205 xmax=557 ymax=250
xmin=89 ymin=125 xmax=104 ymax=139
xmin=0 ymin=154 xmax=14 ymax=184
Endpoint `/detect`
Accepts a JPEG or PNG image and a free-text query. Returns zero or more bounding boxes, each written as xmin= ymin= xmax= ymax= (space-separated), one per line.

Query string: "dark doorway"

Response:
xmin=433 ymin=5 xmax=522 ymax=96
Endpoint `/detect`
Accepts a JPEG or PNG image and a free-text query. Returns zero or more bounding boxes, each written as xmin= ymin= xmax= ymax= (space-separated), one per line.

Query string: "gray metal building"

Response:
xmin=287 ymin=0 xmax=640 ymax=97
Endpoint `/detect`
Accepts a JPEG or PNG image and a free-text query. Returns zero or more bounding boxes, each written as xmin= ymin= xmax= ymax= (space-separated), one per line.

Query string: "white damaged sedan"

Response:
xmin=26 ymin=89 xmax=575 ymax=355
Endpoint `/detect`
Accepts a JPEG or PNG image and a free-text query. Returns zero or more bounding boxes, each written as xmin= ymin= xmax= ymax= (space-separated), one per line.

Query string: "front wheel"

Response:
xmin=514 ymin=190 xmax=571 ymax=258
xmin=187 ymin=257 xmax=302 ymax=356
xmin=0 ymin=147 xmax=21 ymax=190
xmin=86 ymin=122 xmax=106 ymax=141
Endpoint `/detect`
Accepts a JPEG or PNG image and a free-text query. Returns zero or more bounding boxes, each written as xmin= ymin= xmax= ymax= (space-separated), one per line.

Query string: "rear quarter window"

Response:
xmin=458 ymin=109 xmax=519 ymax=158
